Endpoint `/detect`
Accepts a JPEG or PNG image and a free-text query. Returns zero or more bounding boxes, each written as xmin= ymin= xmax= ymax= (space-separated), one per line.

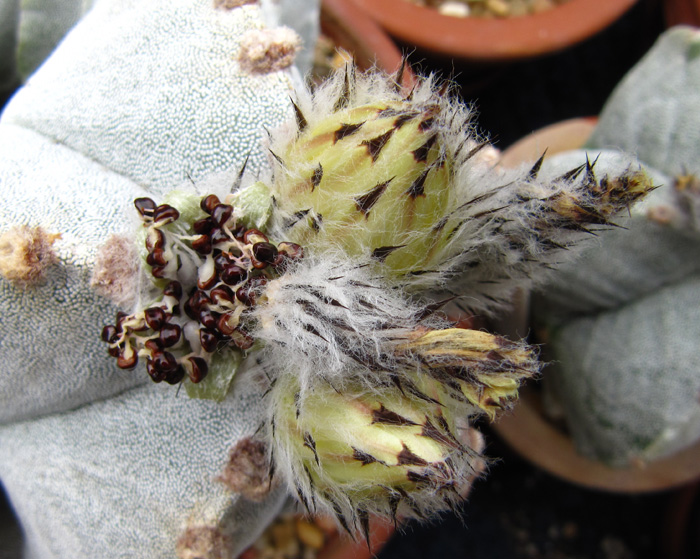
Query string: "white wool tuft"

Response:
xmin=250 ymin=253 xmax=446 ymax=394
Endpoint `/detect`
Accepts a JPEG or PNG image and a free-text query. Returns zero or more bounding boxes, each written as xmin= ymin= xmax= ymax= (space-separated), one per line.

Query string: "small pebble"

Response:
xmin=438 ymin=1 xmax=470 ymax=17
xmin=485 ymin=0 xmax=510 ymax=17
xmin=296 ymin=518 xmax=325 ymax=550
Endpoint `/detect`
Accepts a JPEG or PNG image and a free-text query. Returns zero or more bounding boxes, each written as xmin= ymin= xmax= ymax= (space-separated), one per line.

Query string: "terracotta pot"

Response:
xmin=350 ymin=0 xmax=638 ymax=61
xmin=320 ymin=0 xmax=411 ymax=86
xmin=664 ymin=0 xmax=700 ymax=26
xmin=492 ymin=117 xmax=700 ymax=493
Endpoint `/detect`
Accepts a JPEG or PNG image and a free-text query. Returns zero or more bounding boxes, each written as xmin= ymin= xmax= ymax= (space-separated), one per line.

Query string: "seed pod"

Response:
xmin=197 ymin=255 xmax=217 ymax=290
xmin=185 ymin=356 xmax=209 ymax=383
xmin=144 ymin=338 xmax=162 ymax=352
xmin=146 ymin=358 xmax=166 ymax=383
xmin=200 ymin=194 xmax=221 ymax=214
xmin=243 ymin=228 xmax=268 ymax=245
xmin=144 ymin=307 xmax=166 ymax=331
xmin=187 ymin=290 xmax=211 ymax=315
xmin=163 ymin=280 xmax=183 ymax=299
xmin=117 ymin=345 xmax=138 ymax=370
xmin=192 ymin=235 xmax=213 ymax=255
xmin=145 ymin=228 xmax=165 ymax=252
xmin=221 ymin=265 xmax=247 ymax=286
xmin=150 ymin=265 xmax=167 ymax=279
xmin=252 ymin=242 xmax=278 ymax=266
xmin=158 ymin=323 xmax=182 ymax=348
xmin=164 ymin=365 xmax=186 ymax=385
xmin=199 ymin=309 xmax=219 ymax=331
xmin=134 ymin=197 xmax=157 ymax=217
xmin=101 ymin=325 xmax=119 ymax=344
xmin=146 ymin=248 xmax=168 ymax=267
xmin=210 ymin=227 xmax=230 ymax=246
xmin=214 ymin=252 xmax=236 ymax=271
xmin=200 ymin=329 xmax=218 ymax=353
xmin=193 ymin=217 xmax=215 ymax=235
xmin=152 ymin=351 xmax=179 ymax=375
xmin=211 ymin=204 xmax=234 ymax=227
xmin=153 ymin=204 xmax=180 ymax=224
xmin=217 ymin=313 xmax=238 ymax=336
xmin=210 ymin=285 xmax=234 ymax=305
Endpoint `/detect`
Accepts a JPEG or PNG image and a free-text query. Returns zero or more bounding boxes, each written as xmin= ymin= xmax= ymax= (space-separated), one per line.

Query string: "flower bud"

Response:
xmin=268 ymin=79 xmax=455 ymax=279
xmin=268 ymin=372 xmax=481 ymax=534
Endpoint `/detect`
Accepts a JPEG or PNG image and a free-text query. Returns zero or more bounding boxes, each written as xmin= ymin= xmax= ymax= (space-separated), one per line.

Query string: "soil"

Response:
xmin=378 ymin=427 xmax=671 ymax=559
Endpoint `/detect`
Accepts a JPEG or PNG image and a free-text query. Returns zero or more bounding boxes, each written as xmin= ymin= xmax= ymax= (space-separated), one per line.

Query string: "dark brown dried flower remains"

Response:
xmin=101 ymin=194 xmax=303 ymax=386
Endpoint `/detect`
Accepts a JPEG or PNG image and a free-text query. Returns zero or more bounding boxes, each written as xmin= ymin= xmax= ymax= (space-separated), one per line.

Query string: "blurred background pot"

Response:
xmin=320 ymin=0 xmax=407 ymax=77
xmin=664 ymin=0 xmax=700 ymax=26
xmin=349 ymin=0 xmax=638 ymax=61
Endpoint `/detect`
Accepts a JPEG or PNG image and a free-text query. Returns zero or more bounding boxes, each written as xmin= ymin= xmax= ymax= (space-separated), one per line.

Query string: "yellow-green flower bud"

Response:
xmin=267 ymin=70 xmax=465 ymax=282
xmin=266 ymin=66 xmax=656 ymax=313
xmin=268 ymin=371 xmax=480 ymax=534
xmin=396 ymin=328 xmax=539 ymax=420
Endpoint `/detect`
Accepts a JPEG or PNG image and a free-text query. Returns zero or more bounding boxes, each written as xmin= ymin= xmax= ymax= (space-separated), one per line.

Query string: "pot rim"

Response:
xmin=351 ymin=0 xmax=638 ymax=60
xmin=321 ymin=0 xmax=409 ymax=81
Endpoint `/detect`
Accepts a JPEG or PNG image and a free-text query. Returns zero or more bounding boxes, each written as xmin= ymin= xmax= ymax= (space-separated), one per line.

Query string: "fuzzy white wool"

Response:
xmin=250 ymin=254 xmax=445 ymax=393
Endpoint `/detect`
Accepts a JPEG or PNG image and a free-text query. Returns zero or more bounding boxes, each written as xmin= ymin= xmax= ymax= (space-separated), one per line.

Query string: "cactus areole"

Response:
xmin=99 ymin=65 xmax=654 ymax=540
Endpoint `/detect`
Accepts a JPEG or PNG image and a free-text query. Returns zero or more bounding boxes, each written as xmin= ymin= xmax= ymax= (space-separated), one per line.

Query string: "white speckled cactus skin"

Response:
xmin=533 ymin=27 xmax=700 ymax=467
xmin=0 ymin=0 xmax=319 ymax=556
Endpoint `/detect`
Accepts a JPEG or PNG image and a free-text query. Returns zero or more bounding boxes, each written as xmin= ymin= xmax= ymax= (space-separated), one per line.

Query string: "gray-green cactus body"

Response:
xmin=0 ymin=0 xmax=317 ymax=556
xmin=533 ymin=27 xmax=700 ymax=467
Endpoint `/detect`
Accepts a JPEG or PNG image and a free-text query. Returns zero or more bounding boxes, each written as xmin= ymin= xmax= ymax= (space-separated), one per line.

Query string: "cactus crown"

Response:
xmin=99 ymin=64 xmax=655 ymax=541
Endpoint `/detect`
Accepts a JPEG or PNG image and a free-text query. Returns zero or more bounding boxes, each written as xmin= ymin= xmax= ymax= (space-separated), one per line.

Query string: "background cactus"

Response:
xmin=532 ymin=26 xmax=700 ymax=467
xmin=0 ymin=0 xmax=319 ymax=556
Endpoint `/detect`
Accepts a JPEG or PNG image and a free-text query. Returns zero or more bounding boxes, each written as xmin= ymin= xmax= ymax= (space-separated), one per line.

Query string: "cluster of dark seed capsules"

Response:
xmin=101 ymin=194 xmax=303 ymax=385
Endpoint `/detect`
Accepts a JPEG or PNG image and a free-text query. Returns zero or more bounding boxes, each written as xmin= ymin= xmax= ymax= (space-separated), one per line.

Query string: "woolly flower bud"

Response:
xmin=250 ymin=255 xmax=539 ymax=416
xmin=267 ymin=66 xmax=464 ymax=283
xmin=266 ymin=65 xmax=656 ymax=313
xmin=267 ymin=371 xmax=481 ymax=536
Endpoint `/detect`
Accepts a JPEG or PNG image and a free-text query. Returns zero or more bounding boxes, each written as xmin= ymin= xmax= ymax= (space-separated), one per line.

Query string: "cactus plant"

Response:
xmin=95 ymin=61 xmax=655 ymax=538
xmin=532 ymin=26 xmax=700 ymax=468
xmin=0 ymin=0 xmax=315 ymax=557
xmin=0 ymin=0 xmax=658 ymax=557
